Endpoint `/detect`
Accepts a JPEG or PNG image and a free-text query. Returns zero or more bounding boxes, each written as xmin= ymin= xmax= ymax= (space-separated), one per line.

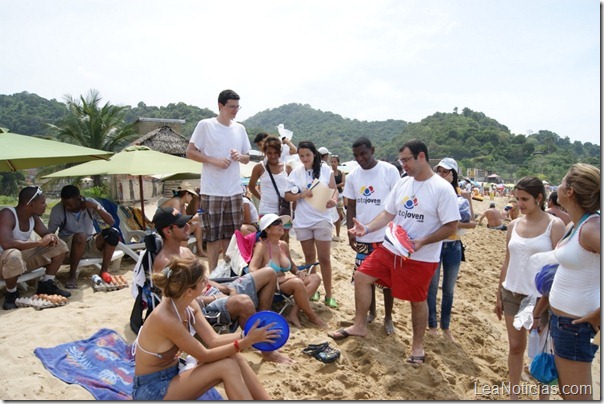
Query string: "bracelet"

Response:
xmin=363 ymin=224 xmax=369 ymax=235
xmin=240 ymin=330 xmax=245 ymax=339
xmin=233 ymin=339 xmax=242 ymax=352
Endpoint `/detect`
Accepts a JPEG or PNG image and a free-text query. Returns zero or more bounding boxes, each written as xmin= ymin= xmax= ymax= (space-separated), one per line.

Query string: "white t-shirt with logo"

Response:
xmin=383 ymin=174 xmax=460 ymax=262
xmin=287 ymin=164 xmax=334 ymax=229
xmin=343 ymin=161 xmax=400 ymax=243
xmin=189 ymin=117 xmax=251 ymax=197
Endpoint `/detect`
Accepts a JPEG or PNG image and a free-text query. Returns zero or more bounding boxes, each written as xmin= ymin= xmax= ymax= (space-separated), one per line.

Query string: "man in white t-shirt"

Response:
xmin=329 ymin=139 xmax=460 ymax=365
xmin=343 ymin=137 xmax=400 ymax=335
xmin=186 ymin=89 xmax=251 ymax=273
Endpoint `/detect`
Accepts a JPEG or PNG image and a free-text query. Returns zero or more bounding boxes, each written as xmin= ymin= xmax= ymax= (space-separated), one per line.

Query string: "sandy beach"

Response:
xmin=0 ymin=197 xmax=599 ymax=400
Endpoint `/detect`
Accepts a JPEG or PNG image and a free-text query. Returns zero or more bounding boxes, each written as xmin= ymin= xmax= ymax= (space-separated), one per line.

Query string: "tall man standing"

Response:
xmin=186 ymin=89 xmax=251 ymax=272
xmin=0 ymin=186 xmax=71 ymax=310
xmin=343 ymin=137 xmax=400 ymax=335
xmin=48 ymin=185 xmax=119 ymax=288
xmin=328 ymin=139 xmax=460 ymax=365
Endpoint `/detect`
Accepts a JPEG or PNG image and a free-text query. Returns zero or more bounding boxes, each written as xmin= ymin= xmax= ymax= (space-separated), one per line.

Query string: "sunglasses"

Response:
xmin=269 ymin=219 xmax=283 ymax=227
xmin=26 ymin=186 xmax=43 ymax=205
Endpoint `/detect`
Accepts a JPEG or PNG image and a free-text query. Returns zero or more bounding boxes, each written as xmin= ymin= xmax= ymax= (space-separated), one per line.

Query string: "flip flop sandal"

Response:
xmin=406 ymin=355 xmax=426 ymax=364
xmin=65 ymin=282 xmax=79 ymax=290
xmin=302 ymin=342 xmax=329 ymax=356
xmin=313 ymin=346 xmax=341 ymax=363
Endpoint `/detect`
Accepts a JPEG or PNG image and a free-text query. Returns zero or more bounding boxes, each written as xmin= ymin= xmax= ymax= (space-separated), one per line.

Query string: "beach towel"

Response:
xmin=34 ymin=328 xmax=223 ymax=401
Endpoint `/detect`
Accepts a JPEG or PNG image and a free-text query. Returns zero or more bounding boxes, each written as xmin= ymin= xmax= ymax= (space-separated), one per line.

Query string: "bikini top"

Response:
xmin=267 ymin=242 xmax=292 ymax=273
xmin=132 ymin=299 xmax=196 ymax=360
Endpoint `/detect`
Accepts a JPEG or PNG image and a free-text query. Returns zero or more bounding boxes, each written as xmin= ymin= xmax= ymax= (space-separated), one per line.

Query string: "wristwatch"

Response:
xmin=290 ymin=186 xmax=300 ymax=195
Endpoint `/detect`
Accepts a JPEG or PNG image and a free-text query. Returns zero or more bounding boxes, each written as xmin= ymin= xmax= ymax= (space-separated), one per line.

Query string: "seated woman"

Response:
xmin=132 ymin=255 xmax=277 ymax=400
xmin=161 ymin=181 xmax=206 ymax=257
xmin=248 ymin=214 xmax=328 ymax=329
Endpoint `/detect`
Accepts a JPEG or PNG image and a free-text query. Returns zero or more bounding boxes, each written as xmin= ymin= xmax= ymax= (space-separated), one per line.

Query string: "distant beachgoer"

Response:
xmin=427 ymin=158 xmax=476 ymax=342
xmin=253 ymin=132 xmax=297 ymax=163
xmin=477 ymin=202 xmax=507 ymax=230
xmin=494 ymin=176 xmax=565 ymax=400
xmin=545 ymin=191 xmax=571 ymax=225
xmin=132 ymin=255 xmax=276 ymax=400
xmin=330 ymin=155 xmax=346 ymax=242
xmin=547 ymin=164 xmax=600 ymax=400
xmin=504 ymin=198 xmax=519 ymax=221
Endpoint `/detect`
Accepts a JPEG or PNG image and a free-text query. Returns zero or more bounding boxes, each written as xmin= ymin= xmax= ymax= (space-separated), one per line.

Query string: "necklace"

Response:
xmin=411 ymin=179 xmax=427 ymax=200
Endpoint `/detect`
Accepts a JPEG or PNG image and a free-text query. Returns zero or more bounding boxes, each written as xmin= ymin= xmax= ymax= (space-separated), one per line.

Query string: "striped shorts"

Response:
xmin=200 ymin=194 xmax=243 ymax=243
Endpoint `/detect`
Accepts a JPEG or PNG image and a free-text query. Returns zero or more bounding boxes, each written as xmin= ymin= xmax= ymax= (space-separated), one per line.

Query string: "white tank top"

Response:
xmin=258 ymin=163 xmax=288 ymax=215
xmin=549 ymin=214 xmax=600 ymax=317
xmin=0 ymin=207 xmax=34 ymax=254
xmin=502 ymin=217 xmax=555 ymax=296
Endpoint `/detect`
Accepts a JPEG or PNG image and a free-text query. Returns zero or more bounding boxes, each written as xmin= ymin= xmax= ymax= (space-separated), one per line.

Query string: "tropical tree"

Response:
xmin=43 ymin=89 xmax=139 ymax=187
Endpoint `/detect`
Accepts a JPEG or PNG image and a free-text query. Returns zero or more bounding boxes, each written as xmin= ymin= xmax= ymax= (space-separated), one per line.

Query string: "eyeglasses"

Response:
xmin=225 ymin=105 xmax=242 ymax=111
xmin=399 ymin=155 xmax=417 ymax=164
xmin=270 ymin=219 xmax=283 ymax=227
xmin=26 ymin=186 xmax=43 ymax=205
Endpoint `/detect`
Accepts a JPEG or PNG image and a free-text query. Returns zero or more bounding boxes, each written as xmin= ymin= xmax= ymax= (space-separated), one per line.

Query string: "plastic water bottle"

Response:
xmin=528 ymin=329 xmax=539 ymax=362
xmin=92 ymin=274 xmax=103 ymax=286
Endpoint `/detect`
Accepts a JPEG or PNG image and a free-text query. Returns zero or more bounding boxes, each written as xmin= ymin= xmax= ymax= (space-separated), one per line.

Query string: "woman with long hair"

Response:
xmin=427 ymin=158 xmax=476 ymax=341
xmin=494 ymin=176 xmax=565 ymax=400
xmin=132 ymin=256 xmax=277 ymax=400
xmin=248 ymin=135 xmax=293 ymax=242
xmin=285 ymin=141 xmax=339 ymax=308
xmin=248 ymin=213 xmax=328 ymax=329
xmin=547 ymin=163 xmax=600 ymax=400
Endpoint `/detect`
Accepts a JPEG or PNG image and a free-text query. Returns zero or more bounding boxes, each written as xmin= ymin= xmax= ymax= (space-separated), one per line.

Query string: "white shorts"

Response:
xmin=294 ymin=220 xmax=333 ymax=242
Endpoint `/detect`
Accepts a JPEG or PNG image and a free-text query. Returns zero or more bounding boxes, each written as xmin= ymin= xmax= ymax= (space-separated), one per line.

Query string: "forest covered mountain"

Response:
xmin=0 ymin=91 xmax=599 ymax=184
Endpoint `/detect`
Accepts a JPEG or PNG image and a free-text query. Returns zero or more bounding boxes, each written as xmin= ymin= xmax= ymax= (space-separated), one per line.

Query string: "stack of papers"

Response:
xmin=383 ymin=222 xmax=414 ymax=258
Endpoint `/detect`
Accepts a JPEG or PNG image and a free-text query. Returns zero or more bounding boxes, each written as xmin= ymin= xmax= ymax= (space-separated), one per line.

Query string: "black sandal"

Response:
xmin=313 ymin=345 xmax=341 ymax=363
xmin=302 ymin=342 xmax=329 ymax=356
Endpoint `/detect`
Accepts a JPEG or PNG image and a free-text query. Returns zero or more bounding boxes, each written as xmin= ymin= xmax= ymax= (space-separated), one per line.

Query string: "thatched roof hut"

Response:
xmin=129 ymin=125 xmax=189 ymax=156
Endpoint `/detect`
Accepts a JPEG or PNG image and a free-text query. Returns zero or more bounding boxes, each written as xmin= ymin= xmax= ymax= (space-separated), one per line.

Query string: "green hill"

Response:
xmin=0 ymin=92 xmax=599 ymax=185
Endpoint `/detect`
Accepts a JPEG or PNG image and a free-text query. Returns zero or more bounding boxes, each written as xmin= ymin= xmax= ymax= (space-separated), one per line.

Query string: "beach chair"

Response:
xmin=0 ymin=267 xmax=46 ymax=291
xmin=95 ymin=198 xmax=148 ymax=261
xmin=129 ymin=233 xmax=231 ymax=334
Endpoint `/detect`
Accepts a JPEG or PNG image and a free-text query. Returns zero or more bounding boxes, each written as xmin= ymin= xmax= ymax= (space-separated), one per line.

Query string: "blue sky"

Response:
xmin=0 ymin=0 xmax=600 ymax=144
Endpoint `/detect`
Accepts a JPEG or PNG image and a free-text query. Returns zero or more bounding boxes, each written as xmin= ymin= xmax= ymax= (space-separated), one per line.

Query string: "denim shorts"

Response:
xmin=132 ymin=364 xmax=178 ymax=400
xmin=549 ymin=312 xmax=599 ymax=363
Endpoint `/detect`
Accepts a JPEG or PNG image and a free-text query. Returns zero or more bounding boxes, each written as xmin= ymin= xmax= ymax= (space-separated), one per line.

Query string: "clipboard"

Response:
xmin=305 ymin=179 xmax=333 ymax=212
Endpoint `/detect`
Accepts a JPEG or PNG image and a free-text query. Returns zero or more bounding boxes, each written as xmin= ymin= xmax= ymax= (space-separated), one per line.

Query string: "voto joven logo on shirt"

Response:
xmin=357 ymin=185 xmax=382 ymax=205
xmin=402 ymin=196 xmax=418 ymax=209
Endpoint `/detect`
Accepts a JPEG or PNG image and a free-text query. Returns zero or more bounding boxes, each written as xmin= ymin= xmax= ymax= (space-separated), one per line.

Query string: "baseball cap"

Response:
xmin=152 ymin=207 xmax=193 ymax=230
xmin=318 ymin=147 xmax=331 ymax=155
xmin=434 ymin=157 xmax=459 ymax=174
xmin=259 ymin=213 xmax=292 ymax=232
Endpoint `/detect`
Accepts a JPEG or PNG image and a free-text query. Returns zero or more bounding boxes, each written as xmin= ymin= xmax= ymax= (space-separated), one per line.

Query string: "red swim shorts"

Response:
xmin=357 ymin=245 xmax=438 ymax=302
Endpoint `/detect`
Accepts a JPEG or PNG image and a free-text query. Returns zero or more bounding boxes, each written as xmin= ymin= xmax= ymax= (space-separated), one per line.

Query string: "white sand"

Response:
xmin=0 ymin=196 xmax=599 ymax=400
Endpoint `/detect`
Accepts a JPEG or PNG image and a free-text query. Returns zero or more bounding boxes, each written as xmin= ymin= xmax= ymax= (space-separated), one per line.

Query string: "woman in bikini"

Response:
xmin=248 ymin=213 xmax=328 ymax=329
xmin=132 ymin=256 xmax=277 ymax=400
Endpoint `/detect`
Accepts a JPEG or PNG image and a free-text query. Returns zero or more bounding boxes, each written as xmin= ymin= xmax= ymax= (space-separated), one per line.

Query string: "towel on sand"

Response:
xmin=34 ymin=328 xmax=223 ymax=400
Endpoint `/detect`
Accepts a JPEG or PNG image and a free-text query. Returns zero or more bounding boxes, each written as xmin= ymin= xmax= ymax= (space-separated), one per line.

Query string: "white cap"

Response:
xmin=259 ymin=213 xmax=292 ymax=232
xmin=318 ymin=147 xmax=331 ymax=155
xmin=434 ymin=157 xmax=459 ymax=174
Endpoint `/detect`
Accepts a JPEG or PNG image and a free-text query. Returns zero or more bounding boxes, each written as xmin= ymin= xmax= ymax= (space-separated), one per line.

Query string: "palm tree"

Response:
xmin=43 ymin=89 xmax=139 ymax=187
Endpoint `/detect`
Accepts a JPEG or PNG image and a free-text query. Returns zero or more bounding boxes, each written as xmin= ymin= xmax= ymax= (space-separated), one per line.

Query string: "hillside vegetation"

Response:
xmin=0 ymin=92 xmax=599 ymax=185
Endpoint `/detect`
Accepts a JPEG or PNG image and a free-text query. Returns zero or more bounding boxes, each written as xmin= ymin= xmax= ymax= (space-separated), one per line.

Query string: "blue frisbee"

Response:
xmin=243 ymin=311 xmax=290 ymax=351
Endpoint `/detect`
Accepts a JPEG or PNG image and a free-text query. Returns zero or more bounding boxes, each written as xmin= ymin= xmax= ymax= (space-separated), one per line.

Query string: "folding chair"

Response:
xmin=273 ymin=262 xmax=319 ymax=315
xmin=129 ymin=233 xmax=232 ymax=335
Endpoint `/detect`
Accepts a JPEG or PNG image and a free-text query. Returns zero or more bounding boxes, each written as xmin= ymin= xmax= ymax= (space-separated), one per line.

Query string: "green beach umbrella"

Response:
xmin=44 ymin=146 xmax=203 ymax=227
xmin=0 ymin=130 xmax=113 ymax=172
